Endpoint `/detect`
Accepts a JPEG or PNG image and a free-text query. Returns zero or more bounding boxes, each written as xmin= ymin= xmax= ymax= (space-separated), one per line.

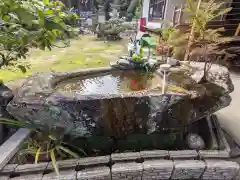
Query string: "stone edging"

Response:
xmin=0 ymin=155 xmax=239 ymax=180
xmin=0 ymin=116 xmax=235 ymax=179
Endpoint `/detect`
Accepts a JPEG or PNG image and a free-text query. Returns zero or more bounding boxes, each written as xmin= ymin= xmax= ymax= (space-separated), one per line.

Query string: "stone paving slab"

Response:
xmin=202 ymin=160 xmax=239 ymax=180
xmin=199 ymin=150 xmax=230 ymax=159
xmin=142 ymin=160 xmax=173 ymax=180
xmin=112 ymin=162 xmax=143 ymax=180
xmin=77 ymin=166 xmax=111 ymax=180
xmin=10 ymin=173 xmax=43 ymax=180
xmin=140 ymin=150 xmax=169 ymax=159
xmin=0 ymin=158 xmax=239 ymax=180
xmin=171 ymin=160 xmax=205 ymax=180
xmin=111 ymin=152 xmax=141 ymax=162
xmin=42 ymin=170 xmax=76 ymax=180
xmin=46 ymin=159 xmax=78 ymax=170
xmin=14 ymin=162 xmax=48 ymax=173
xmin=0 ymin=164 xmax=18 ymax=174
xmin=169 ymin=150 xmax=198 ymax=159
xmin=0 ymin=176 xmax=10 ymax=180
xmin=78 ymin=156 xmax=110 ymax=166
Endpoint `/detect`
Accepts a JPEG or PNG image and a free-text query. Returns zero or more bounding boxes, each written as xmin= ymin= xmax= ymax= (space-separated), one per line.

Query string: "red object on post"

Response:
xmin=137 ymin=17 xmax=146 ymax=32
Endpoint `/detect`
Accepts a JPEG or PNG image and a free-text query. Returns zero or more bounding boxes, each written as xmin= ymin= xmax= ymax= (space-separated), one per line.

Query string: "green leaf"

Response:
xmin=43 ymin=0 xmax=49 ymax=5
xmin=187 ymin=0 xmax=194 ymax=11
xmin=0 ymin=0 xmax=78 ymax=71
xmin=183 ymin=8 xmax=192 ymax=13
xmin=48 ymin=135 xmax=57 ymax=141
xmin=0 ymin=118 xmax=26 ymax=127
xmin=58 ymin=145 xmax=79 ymax=158
xmin=62 ymin=142 xmax=87 ymax=156
xmin=44 ymin=9 xmax=54 ymax=15
xmin=214 ymin=7 xmax=232 ymax=19
xmin=55 ymin=146 xmax=67 ymax=158
xmin=50 ymin=149 xmax=59 ymax=175
xmin=17 ymin=65 xmax=27 ymax=73
xmin=35 ymin=147 xmax=41 ymax=164
xmin=8 ymin=13 xmax=19 ymax=21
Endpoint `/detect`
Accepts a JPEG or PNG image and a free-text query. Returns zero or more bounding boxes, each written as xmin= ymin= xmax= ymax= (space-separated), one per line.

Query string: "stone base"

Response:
xmin=0 ymin=116 xmax=238 ymax=180
xmin=1 ymin=159 xmax=238 ymax=180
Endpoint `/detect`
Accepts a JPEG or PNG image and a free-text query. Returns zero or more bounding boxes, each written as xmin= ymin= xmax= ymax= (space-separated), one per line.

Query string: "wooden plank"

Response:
xmin=0 ymin=128 xmax=30 ymax=170
xmin=171 ymin=160 xmax=205 ymax=180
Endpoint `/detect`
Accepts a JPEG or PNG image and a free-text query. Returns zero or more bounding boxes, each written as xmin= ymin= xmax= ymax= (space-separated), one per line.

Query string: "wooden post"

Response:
xmin=184 ymin=0 xmax=202 ymax=61
xmin=178 ymin=4 xmax=184 ymax=24
xmin=0 ymin=128 xmax=31 ymax=170
xmin=77 ymin=0 xmax=81 ymax=15
xmin=172 ymin=6 xmax=177 ymax=26
xmin=234 ymin=23 xmax=240 ymax=36
xmin=66 ymin=0 xmax=71 ymax=8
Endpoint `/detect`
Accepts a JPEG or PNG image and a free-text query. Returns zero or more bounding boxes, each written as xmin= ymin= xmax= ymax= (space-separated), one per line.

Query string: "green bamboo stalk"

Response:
xmin=184 ymin=0 xmax=202 ymax=61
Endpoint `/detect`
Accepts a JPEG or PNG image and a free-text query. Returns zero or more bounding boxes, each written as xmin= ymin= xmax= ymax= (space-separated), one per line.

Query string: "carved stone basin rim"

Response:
xmin=12 ymin=66 xmax=187 ymax=104
xmin=5 ymin=63 xmax=234 ymax=137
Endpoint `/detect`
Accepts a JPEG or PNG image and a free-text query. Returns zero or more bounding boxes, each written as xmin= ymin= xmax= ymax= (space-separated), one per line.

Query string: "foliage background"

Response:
xmin=0 ymin=0 xmax=79 ymax=72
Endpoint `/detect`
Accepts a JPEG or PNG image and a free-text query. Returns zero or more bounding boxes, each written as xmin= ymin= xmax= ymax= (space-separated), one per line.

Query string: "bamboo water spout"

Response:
xmin=159 ymin=64 xmax=171 ymax=94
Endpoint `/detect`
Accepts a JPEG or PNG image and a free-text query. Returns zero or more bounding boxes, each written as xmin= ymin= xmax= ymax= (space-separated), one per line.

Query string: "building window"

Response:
xmin=148 ymin=0 xmax=166 ymax=21
xmin=79 ymin=0 xmax=91 ymax=12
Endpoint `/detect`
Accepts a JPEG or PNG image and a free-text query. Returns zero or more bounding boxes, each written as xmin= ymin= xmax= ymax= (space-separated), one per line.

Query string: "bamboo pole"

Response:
xmin=234 ymin=23 xmax=240 ymax=36
xmin=178 ymin=4 xmax=184 ymax=24
xmin=67 ymin=0 xmax=71 ymax=8
xmin=172 ymin=6 xmax=177 ymax=26
xmin=184 ymin=0 xmax=202 ymax=61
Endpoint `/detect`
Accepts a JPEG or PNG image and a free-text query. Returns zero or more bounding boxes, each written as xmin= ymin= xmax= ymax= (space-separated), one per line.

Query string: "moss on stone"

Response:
xmin=167 ymin=84 xmax=189 ymax=94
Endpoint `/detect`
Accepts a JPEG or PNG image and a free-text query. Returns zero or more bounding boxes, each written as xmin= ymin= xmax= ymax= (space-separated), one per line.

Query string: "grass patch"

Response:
xmin=0 ymin=36 xmax=126 ymax=82
xmin=51 ymin=55 xmax=109 ymax=71
xmin=83 ymin=47 xmax=109 ymax=53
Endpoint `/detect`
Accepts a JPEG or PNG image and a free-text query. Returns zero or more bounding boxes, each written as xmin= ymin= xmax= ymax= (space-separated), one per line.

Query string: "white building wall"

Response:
xmin=164 ymin=0 xmax=185 ymax=22
xmin=142 ymin=0 xmax=150 ymax=20
xmin=142 ymin=0 xmax=186 ymax=29
xmin=141 ymin=0 xmax=162 ymax=29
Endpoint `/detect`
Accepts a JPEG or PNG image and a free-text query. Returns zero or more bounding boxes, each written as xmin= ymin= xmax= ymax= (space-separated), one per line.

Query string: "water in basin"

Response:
xmin=56 ymin=70 xmax=162 ymax=95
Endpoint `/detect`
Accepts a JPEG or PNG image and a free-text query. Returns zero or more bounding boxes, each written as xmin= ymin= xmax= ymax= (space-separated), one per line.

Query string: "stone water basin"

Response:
xmin=55 ymin=70 xmax=163 ymax=95
xmin=6 ymin=63 xmax=233 ymax=138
